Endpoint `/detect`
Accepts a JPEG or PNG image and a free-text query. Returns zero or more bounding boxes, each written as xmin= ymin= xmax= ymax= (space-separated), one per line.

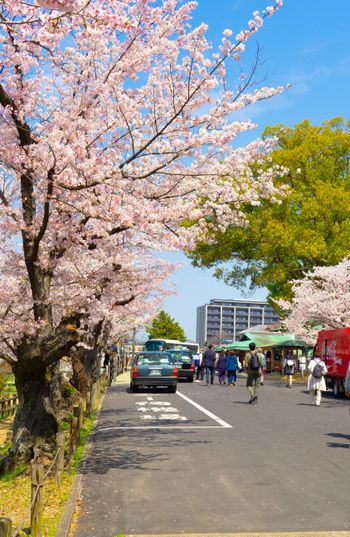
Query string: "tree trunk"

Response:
xmin=70 ymin=346 xmax=100 ymax=398
xmin=7 ymin=361 xmax=58 ymax=468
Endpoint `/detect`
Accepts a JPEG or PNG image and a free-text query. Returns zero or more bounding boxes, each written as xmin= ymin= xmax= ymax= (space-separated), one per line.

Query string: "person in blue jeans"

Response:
xmin=225 ymin=351 xmax=239 ymax=387
xmin=202 ymin=344 xmax=216 ymax=385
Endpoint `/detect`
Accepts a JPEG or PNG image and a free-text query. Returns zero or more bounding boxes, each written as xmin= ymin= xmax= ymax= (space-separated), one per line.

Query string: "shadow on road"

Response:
xmin=325 ymin=432 xmax=350 ymax=449
xmin=83 ymin=425 xmax=212 ymax=476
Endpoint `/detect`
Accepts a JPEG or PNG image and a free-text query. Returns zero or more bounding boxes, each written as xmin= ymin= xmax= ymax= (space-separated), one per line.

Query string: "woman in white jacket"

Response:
xmin=307 ymin=355 xmax=328 ymax=406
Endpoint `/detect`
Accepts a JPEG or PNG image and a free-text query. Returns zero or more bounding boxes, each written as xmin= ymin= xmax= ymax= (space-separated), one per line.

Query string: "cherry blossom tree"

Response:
xmin=0 ymin=0 xmax=285 ymax=464
xmin=276 ymin=258 xmax=350 ymax=345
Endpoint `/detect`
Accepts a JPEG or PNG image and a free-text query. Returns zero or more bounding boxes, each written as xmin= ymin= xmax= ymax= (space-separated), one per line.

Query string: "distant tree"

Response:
xmin=146 ymin=311 xmax=186 ymax=342
xmin=189 ymin=118 xmax=350 ymax=302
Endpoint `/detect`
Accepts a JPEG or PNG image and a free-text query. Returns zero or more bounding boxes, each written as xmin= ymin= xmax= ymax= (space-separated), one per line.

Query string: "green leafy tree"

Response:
xmin=189 ymin=117 xmax=350 ymax=302
xmin=146 ymin=310 xmax=186 ymax=341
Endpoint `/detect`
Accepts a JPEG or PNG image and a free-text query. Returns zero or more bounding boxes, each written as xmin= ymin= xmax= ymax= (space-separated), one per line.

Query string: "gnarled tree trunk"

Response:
xmin=70 ymin=347 xmax=100 ymax=398
xmin=2 ymin=360 xmax=57 ymax=471
xmin=70 ymin=320 xmax=107 ymax=397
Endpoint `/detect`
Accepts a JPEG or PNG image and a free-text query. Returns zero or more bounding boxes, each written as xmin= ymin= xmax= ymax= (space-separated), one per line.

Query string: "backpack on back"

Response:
xmin=312 ymin=360 xmax=324 ymax=379
xmin=249 ymin=352 xmax=260 ymax=370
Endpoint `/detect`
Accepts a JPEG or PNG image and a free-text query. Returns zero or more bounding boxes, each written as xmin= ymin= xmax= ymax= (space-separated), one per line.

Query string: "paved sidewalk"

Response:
xmin=114 ymin=369 xmax=130 ymax=384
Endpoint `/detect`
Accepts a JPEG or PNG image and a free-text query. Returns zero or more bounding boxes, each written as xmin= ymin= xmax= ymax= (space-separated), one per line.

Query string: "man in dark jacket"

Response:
xmin=244 ymin=342 xmax=263 ymax=404
xmin=202 ymin=344 xmax=216 ymax=385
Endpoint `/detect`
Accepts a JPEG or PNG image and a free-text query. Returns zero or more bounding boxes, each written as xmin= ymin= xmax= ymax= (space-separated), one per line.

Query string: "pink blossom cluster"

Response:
xmin=0 ymin=0 xmax=285 ymax=363
xmin=37 ymin=0 xmax=82 ymax=11
xmin=276 ymin=258 xmax=350 ymax=344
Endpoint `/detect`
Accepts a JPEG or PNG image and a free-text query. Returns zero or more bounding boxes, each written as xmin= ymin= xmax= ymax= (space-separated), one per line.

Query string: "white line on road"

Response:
xmin=98 ymin=425 xmax=228 ymax=431
xmin=176 ymin=390 xmax=232 ymax=428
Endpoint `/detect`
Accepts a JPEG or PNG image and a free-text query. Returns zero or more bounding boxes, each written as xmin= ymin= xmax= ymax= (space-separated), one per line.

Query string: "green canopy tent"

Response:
xmin=215 ymin=340 xmax=251 ymax=352
xmin=214 ymin=331 xmax=307 ymax=370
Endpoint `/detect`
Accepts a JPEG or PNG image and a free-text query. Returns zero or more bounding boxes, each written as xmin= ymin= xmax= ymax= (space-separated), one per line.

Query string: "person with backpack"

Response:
xmin=244 ymin=342 xmax=263 ymax=404
xmin=307 ymin=354 xmax=327 ymax=406
xmin=225 ymin=350 xmax=239 ymax=387
xmin=283 ymin=351 xmax=295 ymax=388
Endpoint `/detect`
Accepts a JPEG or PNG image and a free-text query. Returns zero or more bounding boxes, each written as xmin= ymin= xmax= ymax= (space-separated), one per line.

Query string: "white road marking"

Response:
xmin=150 ymin=407 xmax=178 ymax=412
xmin=176 ymin=390 xmax=232 ymax=428
xmin=131 ymin=393 xmax=163 ymax=397
xmin=101 ymin=391 xmax=232 ymax=430
xmin=133 ymin=398 xmax=187 ymax=422
xmin=99 ymin=425 xmax=228 ymax=431
xmin=160 ymin=414 xmax=188 ymax=421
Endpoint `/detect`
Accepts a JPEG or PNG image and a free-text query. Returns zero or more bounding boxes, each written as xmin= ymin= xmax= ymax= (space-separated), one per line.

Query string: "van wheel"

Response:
xmin=332 ymin=379 xmax=340 ymax=398
xmin=169 ymin=385 xmax=177 ymax=393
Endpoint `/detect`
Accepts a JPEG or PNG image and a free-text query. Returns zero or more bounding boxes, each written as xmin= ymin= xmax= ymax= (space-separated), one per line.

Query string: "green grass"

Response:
xmin=63 ymin=383 xmax=77 ymax=396
xmin=0 ymin=373 xmax=17 ymax=398
xmin=0 ymin=443 xmax=11 ymax=456
xmin=1 ymin=391 xmax=104 ymax=536
xmin=72 ymin=412 xmax=95 ymax=468
xmin=0 ymin=462 xmax=27 ymax=482
xmin=59 ymin=418 xmax=71 ymax=431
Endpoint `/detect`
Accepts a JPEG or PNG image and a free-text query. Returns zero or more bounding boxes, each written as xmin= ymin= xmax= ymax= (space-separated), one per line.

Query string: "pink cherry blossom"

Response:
xmin=276 ymin=258 xmax=350 ymax=344
xmin=0 ymin=0 xmax=286 ymax=365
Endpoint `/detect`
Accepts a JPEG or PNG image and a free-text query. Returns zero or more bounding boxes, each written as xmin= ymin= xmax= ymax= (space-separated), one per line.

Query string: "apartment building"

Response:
xmin=196 ymin=298 xmax=280 ymax=347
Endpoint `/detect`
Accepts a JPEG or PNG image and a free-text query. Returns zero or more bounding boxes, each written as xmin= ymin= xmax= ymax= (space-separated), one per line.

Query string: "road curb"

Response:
xmin=55 ymin=469 xmax=83 ymax=537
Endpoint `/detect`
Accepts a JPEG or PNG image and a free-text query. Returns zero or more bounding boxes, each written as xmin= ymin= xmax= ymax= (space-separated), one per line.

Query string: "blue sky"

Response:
xmin=154 ymin=0 xmax=350 ymax=341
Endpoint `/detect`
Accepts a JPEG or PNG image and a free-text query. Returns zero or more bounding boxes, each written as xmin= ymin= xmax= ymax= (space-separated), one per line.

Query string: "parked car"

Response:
xmin=316 ymin=327 xmax=350 ymax=397
xmin=130 ymin=351 xmax=178 ymax=393
xmin=167 ymin=349 xmax=195 ymax=382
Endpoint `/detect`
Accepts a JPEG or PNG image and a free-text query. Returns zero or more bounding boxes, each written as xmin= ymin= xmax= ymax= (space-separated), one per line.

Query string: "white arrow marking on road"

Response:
xmin=159 ymin=414 xmax=188 ymax=421
xmin=150 ymin=407 xmax=178 ymax=412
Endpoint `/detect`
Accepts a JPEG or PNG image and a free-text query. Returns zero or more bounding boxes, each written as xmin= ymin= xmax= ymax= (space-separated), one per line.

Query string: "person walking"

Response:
xmin=109 ymin=352 xmax=116 ymax=386
xmin=217 ymin=349 xmax=227 ymax=384
xmin=226 ymin=350 xmax=239 ymax=387
xmin=307 ymin=354 xmax=327 ymax=406
xmin=202 ymin=344 xmax=216 ymax=385
xmin=244 ymin=342 xmax=263 ymax=404
xmin=283 ymin=352 xmax=295 ymax=388
xmin=195 ymin=350 xmax=204 ymax=381
xmin=257 ymin=348 xmax=266 ymax=385
xmin=103 ymin=348 xmax=111 ymax=369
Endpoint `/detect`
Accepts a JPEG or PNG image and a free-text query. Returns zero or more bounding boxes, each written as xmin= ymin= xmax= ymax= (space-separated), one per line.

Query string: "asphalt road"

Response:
xmin=74 ymin=375 xmax=350 ymax=536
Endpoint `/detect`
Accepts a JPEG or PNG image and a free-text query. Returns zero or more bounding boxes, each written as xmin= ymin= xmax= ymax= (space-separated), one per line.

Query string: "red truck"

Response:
xmin=316 ymin=327 xmax=350 ymax=397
